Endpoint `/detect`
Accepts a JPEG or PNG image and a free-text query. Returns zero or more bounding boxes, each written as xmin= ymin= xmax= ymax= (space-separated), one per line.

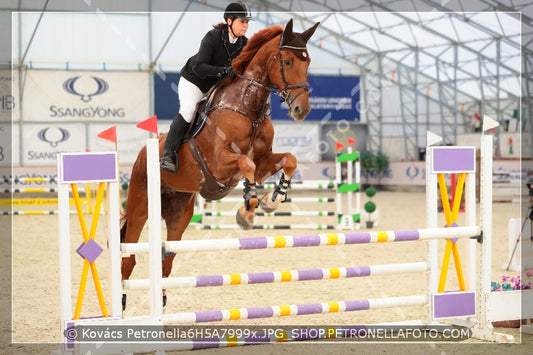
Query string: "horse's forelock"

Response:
xmin=232 ymin=25 xmax=284 ymax=74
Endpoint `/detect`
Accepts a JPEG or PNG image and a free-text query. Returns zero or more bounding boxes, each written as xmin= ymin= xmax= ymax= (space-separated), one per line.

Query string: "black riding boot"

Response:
xmin=160 ymin=113 xmax=189 ymax=174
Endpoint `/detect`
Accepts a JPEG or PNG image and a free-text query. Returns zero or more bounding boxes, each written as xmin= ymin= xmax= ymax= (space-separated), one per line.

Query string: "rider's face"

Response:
xmin=228 ymin=18 xmax=249 ymax=38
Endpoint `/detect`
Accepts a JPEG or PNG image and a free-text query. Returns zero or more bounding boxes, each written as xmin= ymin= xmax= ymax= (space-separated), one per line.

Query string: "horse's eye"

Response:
xmin=284 ymin=59 xmax=291 ymax=66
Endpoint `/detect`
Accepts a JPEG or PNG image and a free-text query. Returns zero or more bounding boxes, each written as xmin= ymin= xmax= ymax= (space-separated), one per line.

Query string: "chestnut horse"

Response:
xmin=120 ymin=19 xmax=319 ymax=308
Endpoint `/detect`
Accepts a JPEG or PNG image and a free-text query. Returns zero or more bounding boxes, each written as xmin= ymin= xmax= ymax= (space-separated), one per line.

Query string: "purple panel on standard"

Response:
xmin=394 ymin=229 xmax=420 ymax=241
xmin=346 ymin=266 xmax=371 ymax=277
xmin=248 ymin=272 xmax=275 ymax=284
xmin=344 ymin=232 xmax=371 ymax=244
xmin=292 ymin=234 xmax=321 ymax=246
xmin=196 ymin=275 xmax=224 ymax=287
xmin=195 ymin=310 xmax=223 ymax=323
xmin=297 ymin=269 xmax=324 ymax=281
xmin=239 ymin=237 xmax=268 ymax=249
xmin=447 ymin=222 xmax=459 ymax=244
xmin=75 ymin=239 xmax=103 ymax=263
xmin=61 ymin=153 xmax=117 ymax=183
xmin=297 ymin=303 xmax=323 ymax=315
xmin=246 ymin=306 xmax=274 ymax=319
xmin=431 ymin=147 xmax=475 ymax=173
xmin=344 ymin=300 xmax=370 ymax=311
xmin=433 ymin=291 xmax=476 ymax=319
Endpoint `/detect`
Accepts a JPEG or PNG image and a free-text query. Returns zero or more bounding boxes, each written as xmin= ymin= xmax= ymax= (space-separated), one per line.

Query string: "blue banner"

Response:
xmin=270 ymin=75 xmax=360 ymax=121
xmin=153 ymin=73 xmax=180 ymax=120
xmin=154 ymin=74 xmax=360 ymax=122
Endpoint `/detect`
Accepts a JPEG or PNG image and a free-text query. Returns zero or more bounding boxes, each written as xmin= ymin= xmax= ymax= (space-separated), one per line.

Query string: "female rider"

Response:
xmin=160 ymin=2 xmax=253 ymax=173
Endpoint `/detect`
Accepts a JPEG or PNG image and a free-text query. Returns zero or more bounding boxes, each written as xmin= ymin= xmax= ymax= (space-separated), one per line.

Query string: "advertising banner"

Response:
xmin=21 ymin=123 xmax=86 ymax=165
xmin=0 ymin=123 xmax=16 ymax=166
xmin=272 ymin=123 xmax=320 ymax=162
xmin=0 ymin=69 xmax=18 ymax=122
xmin=22 ymin=70 xmax=149 ymax=122
xmin=270 ymin=75 xmax=360 ymax=122
xmin=153 ymin=72 xmax=180 ymax=120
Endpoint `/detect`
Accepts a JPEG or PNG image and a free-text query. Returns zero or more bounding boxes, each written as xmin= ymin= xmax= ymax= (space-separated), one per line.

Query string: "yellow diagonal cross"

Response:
xmin=437 ymin=173 xmax=466 ymax=293
xmin=71 ymin=182 xmax=108 ymax=319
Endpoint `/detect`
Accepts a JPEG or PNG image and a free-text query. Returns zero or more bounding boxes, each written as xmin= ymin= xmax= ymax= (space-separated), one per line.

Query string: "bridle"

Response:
xmin=237 ymin=33 xmax=310 ymax=110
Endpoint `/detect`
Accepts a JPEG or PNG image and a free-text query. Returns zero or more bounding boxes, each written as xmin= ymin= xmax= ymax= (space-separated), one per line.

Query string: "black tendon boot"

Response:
xmin=160 ymin=113 xmax=189 ymax=174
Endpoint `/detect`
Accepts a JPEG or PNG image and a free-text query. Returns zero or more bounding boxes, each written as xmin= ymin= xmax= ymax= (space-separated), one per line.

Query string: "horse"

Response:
xmin=120 ymin=19 xmax=320 ymax=309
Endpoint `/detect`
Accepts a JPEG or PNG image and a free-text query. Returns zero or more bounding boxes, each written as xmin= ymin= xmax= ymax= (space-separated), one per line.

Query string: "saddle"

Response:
xmin=184 ymin=82 xmax=238 ymax=200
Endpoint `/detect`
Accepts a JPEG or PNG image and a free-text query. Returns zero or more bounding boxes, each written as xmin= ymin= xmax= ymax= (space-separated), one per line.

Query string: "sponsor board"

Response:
xmin=0 ymin=123 xmax=15 ymax=166
xmin=6 ymin=160 xmax=527 ymax=189
xmin=22 ymin=123 xmax=86 ymax=165
xmin=272 ymin=123 xmax=319 ymax=162
xmin=0 ymin=69 xmax=19 ymax=122
xmin=22 ymin=70 xmax=149 ymax=122
xmin=270 ymin=75 xmax=360 ymax=122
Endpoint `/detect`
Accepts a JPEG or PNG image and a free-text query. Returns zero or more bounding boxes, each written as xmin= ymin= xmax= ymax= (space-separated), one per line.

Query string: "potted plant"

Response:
xmin=364 ymin=187 xmax=376 ymax=228
xmin=490 ymin=270 xmax=532 ymax=328
xmin=374 ymin=150 xmax=389 ymax=188
xmin=360 ymin=151 xmax=375 ymax=187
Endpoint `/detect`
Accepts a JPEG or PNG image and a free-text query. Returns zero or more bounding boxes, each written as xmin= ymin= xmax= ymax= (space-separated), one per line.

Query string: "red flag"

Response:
xmin=347 ymin=138 xmax=356 ymax=146
xmin=136 ymin=115 xmax=159 ymax=137
xmin=335 ymin=141 xmax=344 ymax=151
xmin=97 ymin=126 xmax=117 ymax=151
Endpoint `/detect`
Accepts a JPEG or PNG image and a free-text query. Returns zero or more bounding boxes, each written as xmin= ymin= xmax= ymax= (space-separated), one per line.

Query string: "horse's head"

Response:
xmin=269 ymin=19 xmax=320 ymax=121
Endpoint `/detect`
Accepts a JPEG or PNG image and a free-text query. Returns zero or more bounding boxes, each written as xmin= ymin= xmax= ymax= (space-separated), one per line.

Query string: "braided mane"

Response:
xmin=232 ymin=25 xmax=283 ymax=74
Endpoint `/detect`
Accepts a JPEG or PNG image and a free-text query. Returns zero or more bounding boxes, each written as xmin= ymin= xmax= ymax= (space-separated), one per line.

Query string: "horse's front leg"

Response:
xmin=255 ymin=152 xmax=297 ymax=213
xmin=235 ymin=155 xmax=259 ymax=230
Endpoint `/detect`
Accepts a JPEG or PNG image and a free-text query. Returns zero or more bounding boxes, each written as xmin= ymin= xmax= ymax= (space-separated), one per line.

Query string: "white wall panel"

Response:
xmin=16 ymin=12 xmax=149 ymax=65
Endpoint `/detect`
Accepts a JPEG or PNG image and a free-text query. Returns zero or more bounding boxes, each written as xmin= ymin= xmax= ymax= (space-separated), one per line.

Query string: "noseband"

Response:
xmin=237 ymin=34 xmax=310 ymax=111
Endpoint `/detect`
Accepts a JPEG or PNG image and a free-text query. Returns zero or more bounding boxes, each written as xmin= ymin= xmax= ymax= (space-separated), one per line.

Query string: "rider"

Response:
xmin=160 ymin=1 xmax=253 ymax=174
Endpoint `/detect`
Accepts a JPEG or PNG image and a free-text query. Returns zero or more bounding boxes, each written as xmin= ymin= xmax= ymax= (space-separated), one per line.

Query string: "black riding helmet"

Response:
xmin=224 ymin=2 xmax=253 ymax=38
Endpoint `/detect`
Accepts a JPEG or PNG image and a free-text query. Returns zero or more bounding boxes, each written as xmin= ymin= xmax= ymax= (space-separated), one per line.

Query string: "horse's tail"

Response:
xmin=120 ymin=212 xmax=128 ymax=243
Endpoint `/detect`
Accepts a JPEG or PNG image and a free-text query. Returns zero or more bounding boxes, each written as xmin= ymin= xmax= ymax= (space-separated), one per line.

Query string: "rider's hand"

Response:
xmin=224 ymin=66 xmax=236 ymax=80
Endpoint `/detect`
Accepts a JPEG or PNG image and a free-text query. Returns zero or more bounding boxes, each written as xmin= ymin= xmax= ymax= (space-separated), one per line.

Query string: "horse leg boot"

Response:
xmin=260 ymin=173 xmax=291 ymax=213
xmin=236 ymin=178 xmax=258 ymax=230
xmin=160 ymin=113 xmax=189 ymax=174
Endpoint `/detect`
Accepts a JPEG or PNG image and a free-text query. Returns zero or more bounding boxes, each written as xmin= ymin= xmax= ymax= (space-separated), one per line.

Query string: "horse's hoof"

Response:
xmin=122 ymin=294 xmax=127 ymax=311
xmin=260 ymin=193 xmax=279 ymax=213
xmin=236 ymin=207 xmax=254 ymax=230
xmin=163 ymin=294 xmax=167 ymax=307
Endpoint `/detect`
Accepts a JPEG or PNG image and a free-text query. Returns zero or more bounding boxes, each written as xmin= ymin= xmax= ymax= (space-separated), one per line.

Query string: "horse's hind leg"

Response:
xmin=255 ymin=152 xmax=297 ymax=213
xmin=160 ymin=191 xmax=196 ymax=306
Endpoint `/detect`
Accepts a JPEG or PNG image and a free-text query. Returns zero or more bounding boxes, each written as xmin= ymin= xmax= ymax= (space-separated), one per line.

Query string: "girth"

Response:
xmin=187 ymin=136 xmax=237 ymax=200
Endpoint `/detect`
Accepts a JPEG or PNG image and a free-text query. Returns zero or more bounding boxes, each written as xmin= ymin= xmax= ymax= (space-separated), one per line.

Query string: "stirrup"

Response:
xmin=160 ymin=156 xmax=177 ymax=174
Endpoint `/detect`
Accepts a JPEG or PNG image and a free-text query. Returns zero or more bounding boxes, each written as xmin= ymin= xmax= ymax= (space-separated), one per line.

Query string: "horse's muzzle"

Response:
xmin=289 ymin=100 xmax=311 ymax=121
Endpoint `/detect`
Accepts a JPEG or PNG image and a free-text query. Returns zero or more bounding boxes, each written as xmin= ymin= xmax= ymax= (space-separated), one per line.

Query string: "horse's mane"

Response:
xmin=232 ymin=24 xmax=283 ymax=74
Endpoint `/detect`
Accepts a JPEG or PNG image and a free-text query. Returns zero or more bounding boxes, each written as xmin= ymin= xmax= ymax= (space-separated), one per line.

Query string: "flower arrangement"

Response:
xmin=491 ymin=270 xmax=533 ymax=291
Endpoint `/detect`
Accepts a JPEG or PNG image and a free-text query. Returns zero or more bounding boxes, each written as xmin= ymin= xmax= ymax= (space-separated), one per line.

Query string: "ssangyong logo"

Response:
xmin=38 ymin=127 xmax=70 ymax=147
xmin=50 ymin=75 xmax=124 ymax=118
xmin=63 ymin=76 xmax=108 ymax=102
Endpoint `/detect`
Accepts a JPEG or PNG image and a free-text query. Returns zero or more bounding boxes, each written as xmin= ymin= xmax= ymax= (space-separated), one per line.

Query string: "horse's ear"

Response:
xmin=283 ymin=18 xmax=294 ymax=40
xmin=301 ymin=22 xmax=320 ymax=43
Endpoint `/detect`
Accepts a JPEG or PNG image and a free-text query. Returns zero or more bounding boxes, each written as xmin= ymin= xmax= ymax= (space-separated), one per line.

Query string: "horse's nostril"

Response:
xmin=294 ymin=105 xmax=301 ymax=116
